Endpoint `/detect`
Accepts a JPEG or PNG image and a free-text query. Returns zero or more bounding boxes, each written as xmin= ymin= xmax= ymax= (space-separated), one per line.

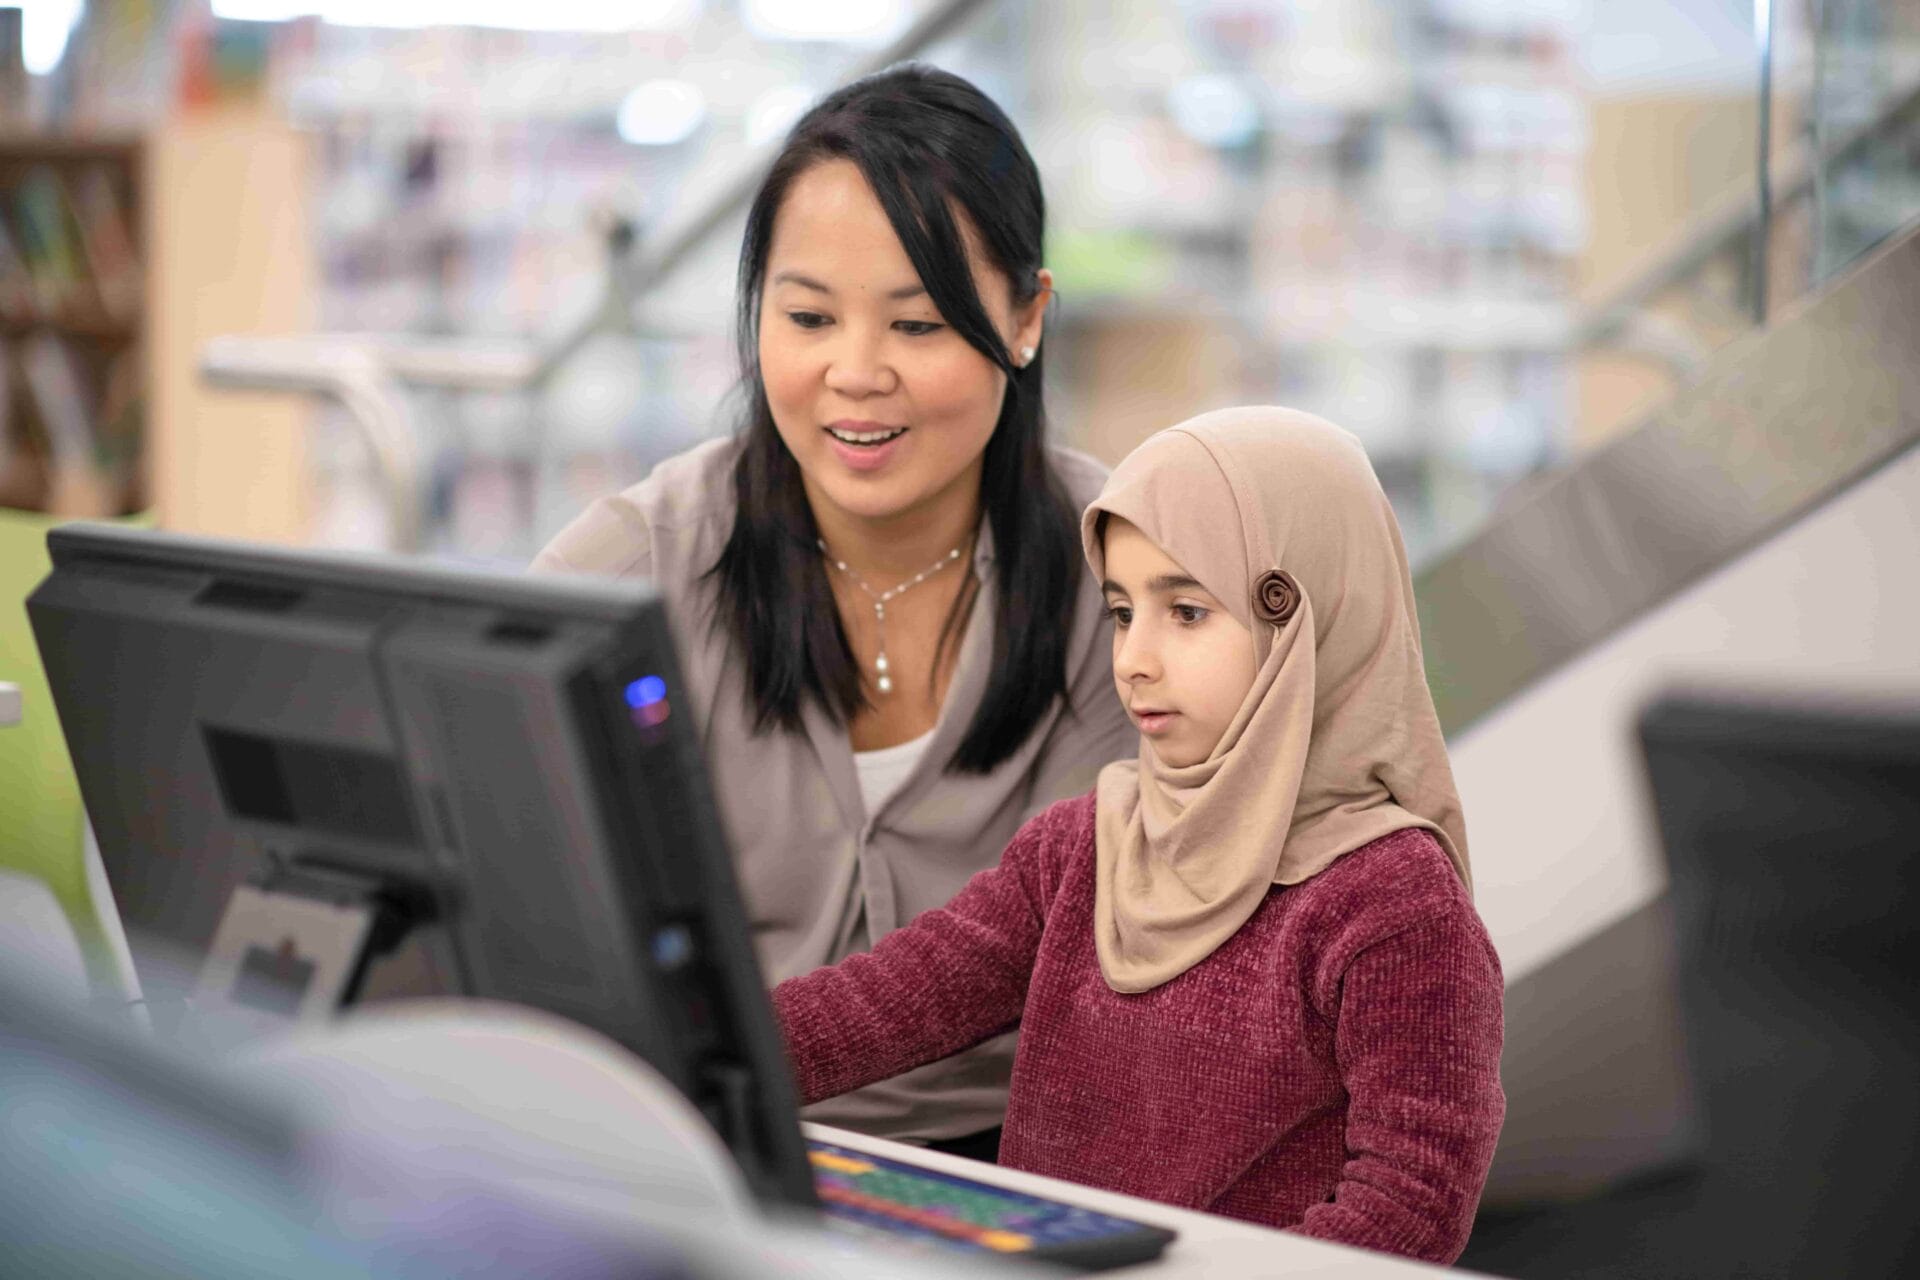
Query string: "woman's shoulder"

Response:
xmin=532 ymin=436 xmax=742 ymax=581
xmin=1045 ymin=443 xmax=1109 ymax=511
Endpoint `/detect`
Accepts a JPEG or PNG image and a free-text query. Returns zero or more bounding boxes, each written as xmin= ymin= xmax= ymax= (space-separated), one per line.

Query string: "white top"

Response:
xmin=852 ymin=728 xmax=935 ymax=817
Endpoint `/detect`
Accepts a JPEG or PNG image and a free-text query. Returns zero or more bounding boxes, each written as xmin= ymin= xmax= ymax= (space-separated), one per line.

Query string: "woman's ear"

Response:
xmin=1011 ymin=267 xmax=1052 ymax=366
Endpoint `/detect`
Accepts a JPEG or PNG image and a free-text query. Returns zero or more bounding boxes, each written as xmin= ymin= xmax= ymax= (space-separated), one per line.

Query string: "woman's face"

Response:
xmin=758 ymin=159 xmax=1049 ymax=528
xmin=1101 ymin=517 xmax=1259 ymax=769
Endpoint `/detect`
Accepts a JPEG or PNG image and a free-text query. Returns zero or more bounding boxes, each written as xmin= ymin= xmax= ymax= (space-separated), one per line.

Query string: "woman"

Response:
xmin=534 ymin=65 xmax=1133 ymax=1160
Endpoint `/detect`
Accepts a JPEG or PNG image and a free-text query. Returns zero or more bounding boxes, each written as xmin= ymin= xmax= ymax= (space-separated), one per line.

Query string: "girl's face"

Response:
xmin=1101 ymin=517 xmax=1259 ymax=769
xmin=758 ymin=159 xmax=1049 ymax=528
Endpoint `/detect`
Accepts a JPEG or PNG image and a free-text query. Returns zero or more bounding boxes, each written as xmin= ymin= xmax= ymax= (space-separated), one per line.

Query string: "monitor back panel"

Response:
xmin=29 ymin=526 xmax=816 ymax=1207
xmin=31 ymin=556 xmax=441 ymax=1014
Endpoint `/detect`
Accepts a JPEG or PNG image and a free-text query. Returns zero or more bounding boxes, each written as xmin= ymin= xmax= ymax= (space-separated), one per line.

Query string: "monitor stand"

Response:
xmin=192 ymin=859 xmax=425 ymax=1044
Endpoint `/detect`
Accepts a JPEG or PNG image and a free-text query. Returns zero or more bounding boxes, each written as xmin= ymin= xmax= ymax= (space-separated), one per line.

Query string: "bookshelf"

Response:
xmin=0 ymin=110 xmax=316 ymax=542
xmin=0 ymin=135 xmax=145 ymax=518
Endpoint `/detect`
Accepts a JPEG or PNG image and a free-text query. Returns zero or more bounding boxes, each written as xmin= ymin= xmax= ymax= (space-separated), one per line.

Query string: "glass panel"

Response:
xmin=1801 ymin=0 xmax=1920 ymax=287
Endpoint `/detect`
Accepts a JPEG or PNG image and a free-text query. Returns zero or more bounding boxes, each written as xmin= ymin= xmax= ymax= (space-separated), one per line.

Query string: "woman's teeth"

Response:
xmin=829 ymin=426 xmax=908 ymax=446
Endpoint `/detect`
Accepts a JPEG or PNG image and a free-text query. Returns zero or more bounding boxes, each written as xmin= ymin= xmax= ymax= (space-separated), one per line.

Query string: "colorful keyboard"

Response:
xmin=809 ymin=1140 xmax=1177 ymax=1270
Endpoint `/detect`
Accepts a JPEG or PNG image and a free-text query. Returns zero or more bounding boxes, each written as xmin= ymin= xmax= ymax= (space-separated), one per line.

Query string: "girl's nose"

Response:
xmin=1115 ymin=627 xmax=1161 ymax=685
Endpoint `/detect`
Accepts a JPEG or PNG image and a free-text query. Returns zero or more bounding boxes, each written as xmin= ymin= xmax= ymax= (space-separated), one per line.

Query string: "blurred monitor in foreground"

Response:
xmin=27 ymin=523 xmax=813 ymax=1209
xmin=1638 ymin=691 xmax=1920 ymax=1278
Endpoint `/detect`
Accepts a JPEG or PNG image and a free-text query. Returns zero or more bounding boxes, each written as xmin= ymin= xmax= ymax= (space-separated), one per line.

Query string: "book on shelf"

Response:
xmin=11 ymin=169 xmax=92 ymax=316
xmin=0 ymin=212 xmax=35 ymax=318
xmin=6 ymin=164 xmax=144 ymax=325
xmin=0 ymin=335 xmax=12 ymax=473
xmin=70 ymin=165 xmax=142 ymax=321
xmin=9 ymin=332 xmax=130 ymax=517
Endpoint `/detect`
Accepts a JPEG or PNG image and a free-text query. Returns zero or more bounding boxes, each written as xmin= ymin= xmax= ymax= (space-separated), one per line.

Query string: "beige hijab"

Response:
xmin=1083 ymin=406 xmax=1470 ymax=993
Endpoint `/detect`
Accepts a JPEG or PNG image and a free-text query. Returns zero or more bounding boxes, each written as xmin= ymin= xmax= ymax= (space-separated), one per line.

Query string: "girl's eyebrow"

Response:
xmin=1101 ymin=573 xmax=1207 ymax=596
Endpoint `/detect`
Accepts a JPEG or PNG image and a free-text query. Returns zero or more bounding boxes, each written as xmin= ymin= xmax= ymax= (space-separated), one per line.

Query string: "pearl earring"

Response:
xmin=1019 ymin=346 xmax=1036 ymax=366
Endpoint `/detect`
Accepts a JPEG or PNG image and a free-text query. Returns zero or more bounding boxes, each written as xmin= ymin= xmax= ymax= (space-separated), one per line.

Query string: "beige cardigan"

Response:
xmin=533 ymin=436 xmax=1134 ymax=1140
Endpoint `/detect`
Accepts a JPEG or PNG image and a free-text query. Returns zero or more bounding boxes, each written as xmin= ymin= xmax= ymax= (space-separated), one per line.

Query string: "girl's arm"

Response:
xmin=1293 ymin=907 xmax=1506 ymax=1264
xmin=772 ymin=804 xmax=1067 ymax=1105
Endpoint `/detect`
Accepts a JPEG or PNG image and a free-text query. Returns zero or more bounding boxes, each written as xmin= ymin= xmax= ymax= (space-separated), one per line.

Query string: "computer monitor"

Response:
xmin=27 ymin=523 xmax=816 ymax=1211
xmin=1637 ymin=691 xmax=1920 ymax=1277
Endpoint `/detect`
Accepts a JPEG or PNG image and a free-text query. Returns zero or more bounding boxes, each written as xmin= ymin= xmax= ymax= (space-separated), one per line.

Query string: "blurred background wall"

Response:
xmin=6 ymin=0 xmax=1912 ymax=565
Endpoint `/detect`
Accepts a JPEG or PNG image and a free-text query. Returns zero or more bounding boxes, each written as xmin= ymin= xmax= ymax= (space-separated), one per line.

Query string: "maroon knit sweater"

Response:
xmin=774 ymin=793 xmax=1505 ymax=1264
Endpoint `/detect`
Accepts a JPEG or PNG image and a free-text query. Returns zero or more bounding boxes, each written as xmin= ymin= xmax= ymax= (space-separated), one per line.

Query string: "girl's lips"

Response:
xmin=823 ymin=427 xmax=908 ymax=474
xmin=1133 ymin=710 xmax=1177 ymax=735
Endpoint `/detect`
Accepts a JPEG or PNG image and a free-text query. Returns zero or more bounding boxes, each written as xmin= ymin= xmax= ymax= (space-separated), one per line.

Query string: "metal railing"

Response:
xmin=1574 ymin=71 xmax=1920 ymax=360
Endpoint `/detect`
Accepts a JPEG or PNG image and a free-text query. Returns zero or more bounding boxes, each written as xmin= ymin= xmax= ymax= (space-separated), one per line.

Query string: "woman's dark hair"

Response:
xmin=709 ymin=63 xmax=1079 ymax=773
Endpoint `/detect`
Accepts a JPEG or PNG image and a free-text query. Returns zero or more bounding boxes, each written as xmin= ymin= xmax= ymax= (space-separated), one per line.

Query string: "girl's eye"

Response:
xmin=787 ymin=311 xmax=831 ymax=330
xmin=1173 ymin=604 xmax=1209 ymax=625
xmin=1104 ymin=604 xmax=1133 ymax=627
xmin=894 ymin=320 xmax=944 ymax=337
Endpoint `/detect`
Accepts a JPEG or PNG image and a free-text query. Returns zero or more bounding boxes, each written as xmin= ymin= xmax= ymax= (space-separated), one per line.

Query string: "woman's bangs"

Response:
xmin=863 ymin=157 xmax=1010 ymax=373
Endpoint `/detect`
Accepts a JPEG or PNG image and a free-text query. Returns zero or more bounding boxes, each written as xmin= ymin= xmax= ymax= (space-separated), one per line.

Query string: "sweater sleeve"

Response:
xmin=772 ymin=804 xmax=1068 ymax=1105
xmin=1292 ymin=906 xmax=1506 ymax=1264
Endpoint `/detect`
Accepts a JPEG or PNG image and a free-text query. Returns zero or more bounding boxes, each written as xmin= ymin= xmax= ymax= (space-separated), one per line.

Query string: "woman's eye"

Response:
xmin=787 ymin=311 xmax=831 ymax=330
xmin=1105 ymin=605 xmax=1132 ymax=627
xmin=894 ymin=320 xmax=943 ymax=337
xmin=1173 ymin=604 xmax=1209 ymax=625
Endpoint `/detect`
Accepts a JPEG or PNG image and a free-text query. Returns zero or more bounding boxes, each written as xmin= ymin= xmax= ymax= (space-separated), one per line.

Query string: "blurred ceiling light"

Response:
xmin=617 ymin=79 xmax=707 ymax=147
xmin=743 ymin=0 xmax=908 ymax=43
xmin=745 ymin=84 xmax=816 ymax=147
xmin=210 ymin=1 xmax=698 ymax=30
xmin=20 ymin=0 xmax=83 ymax=75
xmin=1167 ymin=74 xmax=1261 ymax=151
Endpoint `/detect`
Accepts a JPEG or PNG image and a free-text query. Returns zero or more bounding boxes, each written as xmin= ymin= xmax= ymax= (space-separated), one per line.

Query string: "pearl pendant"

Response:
xmin=817 ymin=534 xmax=966 ymax=703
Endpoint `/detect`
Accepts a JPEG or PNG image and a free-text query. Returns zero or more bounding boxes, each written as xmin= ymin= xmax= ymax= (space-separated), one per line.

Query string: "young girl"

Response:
xmin=773 ymin=406 xmax=1505 ymax=1263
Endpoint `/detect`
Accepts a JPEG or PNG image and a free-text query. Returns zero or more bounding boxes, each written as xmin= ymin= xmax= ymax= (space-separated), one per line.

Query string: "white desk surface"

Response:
xmin=804 ymin=1123 xmax=1480 ymax=1279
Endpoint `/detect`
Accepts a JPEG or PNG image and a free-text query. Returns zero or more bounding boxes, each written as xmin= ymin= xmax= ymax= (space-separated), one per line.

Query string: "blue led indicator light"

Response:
xmin=652 ymin=924 xmax=693 ymax=971
xmin=625 ymin=675 xmax=668 ymax=708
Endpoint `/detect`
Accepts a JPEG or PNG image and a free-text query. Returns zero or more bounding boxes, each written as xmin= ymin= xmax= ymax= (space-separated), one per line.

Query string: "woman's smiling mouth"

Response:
xmin=824 ymin=423 xmax=910 ymax=472
xmin=826 ymin=422 xmax=908 ymax=445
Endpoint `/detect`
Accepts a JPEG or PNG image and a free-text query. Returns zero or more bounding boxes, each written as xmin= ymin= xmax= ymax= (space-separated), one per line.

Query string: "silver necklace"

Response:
xmin=818 ymin=538 xmax=964 ymax=694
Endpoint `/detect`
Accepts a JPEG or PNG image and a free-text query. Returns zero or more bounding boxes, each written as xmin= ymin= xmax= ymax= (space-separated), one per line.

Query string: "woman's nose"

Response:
xmin=823 ymin=333 xmax=895 ymax=398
